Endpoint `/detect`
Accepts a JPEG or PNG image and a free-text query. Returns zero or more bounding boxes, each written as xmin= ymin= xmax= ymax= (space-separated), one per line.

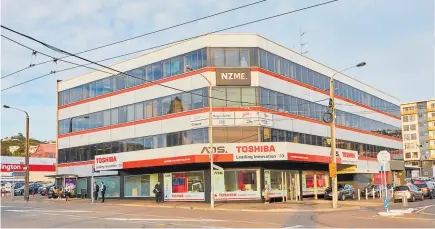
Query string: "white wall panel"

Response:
xmin=135 ymin=121 xmax=162 ymax=138
xmin=69 ymin=134 xmax=89 ymax=148
xmin=68 ymin=102 xmax=89 ymax=118
xmin=161 ymin=116 xmax=192 ymax=134
xmin=111 ymin=91 xmax=135 ymax=108
xmin=58 ymin=108 xmax=70 ymax=120
xmin=89 ymin=97 xmax=111 ymax=114
xmin=111 ymin=125 xmax=135 ymax=141
xmin=88 ymin=131 xmax=111 ymax=144
xmin=58 ymin=138 xmax=70 ymax=149
xmin=58 ymin=164 xmax=118 ymax=177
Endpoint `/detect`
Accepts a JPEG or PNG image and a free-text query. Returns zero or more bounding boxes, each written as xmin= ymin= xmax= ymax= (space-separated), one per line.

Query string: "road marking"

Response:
xmin=4 ymin=209 xmax=92 ymax=213
xmin=415 ymin=204 xmax=435 ymax=214
xmin=104 ymin=217 xmax=225 ymax=222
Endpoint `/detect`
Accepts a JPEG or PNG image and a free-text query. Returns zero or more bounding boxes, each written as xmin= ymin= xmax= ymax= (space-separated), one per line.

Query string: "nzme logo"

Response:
xmin=221 ymin=72 xmax=247 ymax=80
xmin=96 ymin=156 xmax=117 ymax=163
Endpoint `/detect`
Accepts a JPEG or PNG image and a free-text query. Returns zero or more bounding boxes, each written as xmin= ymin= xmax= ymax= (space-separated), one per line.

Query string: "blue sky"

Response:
xmin=1 ymin=0 xmax=434 ymax=141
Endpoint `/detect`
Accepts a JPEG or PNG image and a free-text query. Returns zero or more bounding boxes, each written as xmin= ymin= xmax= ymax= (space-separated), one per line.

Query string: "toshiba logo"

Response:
xmin=96 ymin=156 xmax=117 ymax=163
xmin=236 ymin=145 xmax=276 ymax=153
xmin=341 ymin=152 xmax=355 ymax=158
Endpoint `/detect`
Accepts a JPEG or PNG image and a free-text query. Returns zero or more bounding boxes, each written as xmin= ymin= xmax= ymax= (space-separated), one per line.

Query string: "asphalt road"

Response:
xmin=2 ymin=198 xmax=435 ymax=228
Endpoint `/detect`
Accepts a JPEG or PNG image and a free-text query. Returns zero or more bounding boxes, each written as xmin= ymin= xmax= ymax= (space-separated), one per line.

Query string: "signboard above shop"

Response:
xmin=215 ymin=68 xmax=251 ymax=86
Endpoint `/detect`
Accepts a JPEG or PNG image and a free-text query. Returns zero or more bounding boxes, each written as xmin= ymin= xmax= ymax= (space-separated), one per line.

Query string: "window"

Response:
xmin=124 ymin=175 xmax=154 ymax=197
xmin=241 ymin=87 xmax=257 ymax=106
xmin=94 ymin=176 xmax=120 ymax=197
xmin=411 ymin=134 xmax=417 ymax=140
xmin=192 ymin=89 xmax=203 ymax=109
xmin=410 ymin=124 xmax=416 ymax=131
xmin=211 ymin=49 xmax=225 ymax=67
xmin=153 ymin=63 xmax=162 ymax=81
xmin=144 ymin=101 xmax=153 ymax=118
xmin=111 ymin=108 xmax=119 ymax=125
xmin=225 ymin=49 xmax=239 ymax=67
xmin=404 ymin=125 xmax=410 ymax=131
xmin=127 ymin=104 xmax=135 ymax=122
xmin=224 ymin=170 xmax=257 ymax=192
xmin=240 ymin=49 xmax=249 ymax=67
xmin=181 ymin=92 xmax=191 ymax=111
xmin=226 ymin=88 xmax=241 ymax=107
xmin=171 ymin=172 xmax=204 ymax=194
xmin=412 ymin=152 xmax=418 ymax=159
xmin=135 ymin=103 xmax=144 ymax=120
xmin=118 ymin=106 xmax=127 ymax=123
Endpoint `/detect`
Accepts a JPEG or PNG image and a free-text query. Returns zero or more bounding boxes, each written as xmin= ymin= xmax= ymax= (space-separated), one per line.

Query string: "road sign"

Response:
xmin=383 ymin=196 xmax=389 ymax=210
xmin=377 ymin=150 xmax=391 ymax=163
xmin=329 ymin=163 xmax=337 ymax=178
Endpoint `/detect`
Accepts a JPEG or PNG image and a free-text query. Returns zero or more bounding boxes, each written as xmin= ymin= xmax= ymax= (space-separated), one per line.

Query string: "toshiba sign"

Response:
xmin=94 ymin=155 xmax=123 ymax=171
xmin=336 ymin=149 xmax=358 ymax=165
xmin=216 ymin=68 xmax=251 ymax=86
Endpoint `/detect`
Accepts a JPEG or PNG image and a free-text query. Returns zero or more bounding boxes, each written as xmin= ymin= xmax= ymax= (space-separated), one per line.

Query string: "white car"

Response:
xmin=1 ymin=183 xmax=12 ymax=193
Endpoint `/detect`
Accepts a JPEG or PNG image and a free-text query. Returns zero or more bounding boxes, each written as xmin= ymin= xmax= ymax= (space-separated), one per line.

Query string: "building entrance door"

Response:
xmin=286 ymin=171 xmax=300 ymax=201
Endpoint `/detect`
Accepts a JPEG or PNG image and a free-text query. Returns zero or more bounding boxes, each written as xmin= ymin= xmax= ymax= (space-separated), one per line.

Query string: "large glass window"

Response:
xmin=192 ymin=89 xmax=203 ymax=109
xmin=226 ymin=88 xmax=241 ymax=107
xmin=224 ymin=170 xmax=257 ymax=191
xmin=171 ymin=171 xmax=204 ymax=193
xmin=94 ymin=176 xmax=121 ymax=198
xmin=124 ymin=175 xmax=156 ymax=197
xmin=211 ymin=48 xmax=225 ymax=67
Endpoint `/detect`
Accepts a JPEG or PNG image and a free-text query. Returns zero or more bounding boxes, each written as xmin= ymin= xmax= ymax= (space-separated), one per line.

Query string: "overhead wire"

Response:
xmin=1 ymin=0 xmax=339 ymax=91
xmin=0 ymin=0 xmax=268 ymax=79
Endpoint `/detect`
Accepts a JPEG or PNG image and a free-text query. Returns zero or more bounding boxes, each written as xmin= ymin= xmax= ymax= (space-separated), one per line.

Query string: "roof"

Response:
xmin=31 ymin=144 xmax=56 ymax=157
xmin=400 ymin=99 xmax=435 ymax=106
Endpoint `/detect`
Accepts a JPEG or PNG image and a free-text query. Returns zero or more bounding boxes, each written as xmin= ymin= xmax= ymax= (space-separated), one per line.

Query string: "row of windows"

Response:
xmin=58 ymin=88 xmax=208 ymax=134
xmin=58 ymin=126 xmax=402 ymax=164
xmin=258 ymin=49 xmax=400 ymax=117
xmin=403 ymin=124 xmax=417 ymax=132
xmin=265 ymin=128 xmax=402 ymax=159
xmin=58 ymin=48 xmax=207 ymax=106
xmin=59 ymin=46 xmax=399 ymax=120
xmin=58 ymin=128 xmax=209 ymax=163
xmin=259 ymin=88 xmax=402 ymax=139
xmin=403 ymin=115 xmax=416 ymax=122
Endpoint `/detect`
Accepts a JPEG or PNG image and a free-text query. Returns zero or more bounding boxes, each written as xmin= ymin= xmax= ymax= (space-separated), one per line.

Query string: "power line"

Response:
xmin=0 ymin=0 xmax=268 ymax=79
xmin=1 ymin=0 xmax=339 ymax=91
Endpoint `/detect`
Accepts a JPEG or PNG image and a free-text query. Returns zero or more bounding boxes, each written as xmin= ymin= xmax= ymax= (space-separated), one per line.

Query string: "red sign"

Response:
xmin=1 ymin=164 xmax=25 ymax=172
xmin=95 ymin=156 xmax=117 ymax=163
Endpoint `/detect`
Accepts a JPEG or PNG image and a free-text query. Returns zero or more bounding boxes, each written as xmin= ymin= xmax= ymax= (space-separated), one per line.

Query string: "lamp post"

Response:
xmin=69 ymin=116 xmax=89 ymax=133
xmin=3 ymin=105 xmax=30 ymax=202
xmin=328 ymin=62 xmax=366 ymax=209
xmin=186 ymin=65 xmax=215 ymax=208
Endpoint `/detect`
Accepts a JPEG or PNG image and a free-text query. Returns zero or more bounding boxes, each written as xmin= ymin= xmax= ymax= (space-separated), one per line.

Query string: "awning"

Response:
xmin=44 ymin=174 xmax=78 ymax=179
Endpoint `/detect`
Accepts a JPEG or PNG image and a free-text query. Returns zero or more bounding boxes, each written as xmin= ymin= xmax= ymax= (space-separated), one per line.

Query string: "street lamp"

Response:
xmin=185 ymin=65 xmax=215 ymax=208
xmin=69 ymin=116 xmax=89 ymax=133
xmin=328 ymin=62 xmax=366 ymax=209
xmin=3 ymin=105 xmax=30 ymax=202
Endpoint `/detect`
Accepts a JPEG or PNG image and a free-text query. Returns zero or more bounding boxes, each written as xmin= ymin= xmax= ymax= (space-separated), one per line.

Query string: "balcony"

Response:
xmin=427 ymin=107 xmax=435 ymax=112
xmin=428 ymin=126 xmax=435 ymax=131
xmin=429 ymin=145 xmax=435 ymax=150
xmin=402 ymin=110 xmax=417 ymax=115
xmin=429 ymin=135 xmax=435 ymax=140
xmin=427 ymin=116 xmax=435 ymax=121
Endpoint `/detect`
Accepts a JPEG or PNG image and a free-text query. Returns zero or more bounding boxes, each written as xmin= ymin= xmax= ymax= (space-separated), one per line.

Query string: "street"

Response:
xmin=2 ymin=198 xmax=435 ymax=228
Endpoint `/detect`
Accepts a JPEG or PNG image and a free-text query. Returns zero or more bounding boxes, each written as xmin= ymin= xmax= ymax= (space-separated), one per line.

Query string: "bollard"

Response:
xmin=402 ymin=196 xmax=408 ymax=207
xmin=365 ymin=188 xmax=368 ymax=200
xmin=357 ymin=189 xmax=361 ymax=201
xmin=372 ymin=188 xmax=375 ymax=200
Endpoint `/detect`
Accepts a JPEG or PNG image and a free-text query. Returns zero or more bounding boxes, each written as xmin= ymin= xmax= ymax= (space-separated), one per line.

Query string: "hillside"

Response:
xmin=1 ymin=133 xmax=43 ymax=157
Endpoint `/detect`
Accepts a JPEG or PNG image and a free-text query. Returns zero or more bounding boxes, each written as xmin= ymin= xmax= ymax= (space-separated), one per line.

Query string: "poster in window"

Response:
xmin=163 ymin=173 xmax=172 ymax=200
xmin=301 ymin=171 xmax=329 ymax=196
xmin=213 ymin=170 xmax=225 ymax=193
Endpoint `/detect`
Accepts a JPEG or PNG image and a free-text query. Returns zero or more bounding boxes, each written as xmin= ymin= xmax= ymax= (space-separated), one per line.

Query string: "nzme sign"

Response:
xmin=216 ymin=68 xmax=251 ymax=86
xmin=94 ymin=155 xmax=123 ymax=171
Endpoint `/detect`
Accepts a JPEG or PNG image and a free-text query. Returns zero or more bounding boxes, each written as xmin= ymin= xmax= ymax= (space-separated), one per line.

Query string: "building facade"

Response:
xmin=31 ymin=144 xmax=56 ymax=158
xmin=56 ymin=34 xmax=403 ymax=201
xmin=401 ymin=100 xmax=435 ymax=178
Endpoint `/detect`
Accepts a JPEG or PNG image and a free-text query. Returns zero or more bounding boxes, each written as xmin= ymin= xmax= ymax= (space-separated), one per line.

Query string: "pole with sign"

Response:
xmin=377 ymin=150 xmax=390 ymax=212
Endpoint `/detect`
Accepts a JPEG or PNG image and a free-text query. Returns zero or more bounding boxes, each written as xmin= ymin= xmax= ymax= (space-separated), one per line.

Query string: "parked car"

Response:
xmin=393 ymin=185 xmax=424 ymax=202
xmin=39 ymin=183 xmax=54 ymax=196
xmin=14 ymin=186 xmax=25 ymax=196
xmin=325 ymin=184 xmax=355 ymax=201
xmin=414 ymin=183 xmax=433 ymax=198
xmin=13 ymin=183 xmax=43 ymax=195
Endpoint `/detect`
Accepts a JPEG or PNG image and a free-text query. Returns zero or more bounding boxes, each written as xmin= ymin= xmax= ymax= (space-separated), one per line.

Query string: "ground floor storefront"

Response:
xmin=71 ymin=162 xmax=335 ymax=202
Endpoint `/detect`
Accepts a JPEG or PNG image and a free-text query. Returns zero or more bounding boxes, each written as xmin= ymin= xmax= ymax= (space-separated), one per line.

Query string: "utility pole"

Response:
xmin=3 ymin=105 xmax=30 ymax=202
xmin=327 ymin=62 xmax=366 ymax=208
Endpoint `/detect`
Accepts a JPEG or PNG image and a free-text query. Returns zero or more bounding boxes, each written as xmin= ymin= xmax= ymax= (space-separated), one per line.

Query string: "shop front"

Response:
xmin=214 ymin=169 xmax=260 ymax=201
xmin=164 ymin=171 xmax=205 ymax=201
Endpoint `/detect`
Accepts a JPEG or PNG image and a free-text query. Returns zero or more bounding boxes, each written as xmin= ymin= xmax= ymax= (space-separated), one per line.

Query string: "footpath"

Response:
xmin=3 ymin=195 xmax=384 ymax=213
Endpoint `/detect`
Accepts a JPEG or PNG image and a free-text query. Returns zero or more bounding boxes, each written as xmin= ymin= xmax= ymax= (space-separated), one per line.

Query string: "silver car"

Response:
xmin=393 ymin=184 xmax=424 ymax=202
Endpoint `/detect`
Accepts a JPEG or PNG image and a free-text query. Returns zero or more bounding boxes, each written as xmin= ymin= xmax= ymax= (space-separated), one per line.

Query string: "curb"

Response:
xmin=378 ymin=208 xmax=415 ymax=216
xmin=107 ymin=203 xmax=361 ymax=213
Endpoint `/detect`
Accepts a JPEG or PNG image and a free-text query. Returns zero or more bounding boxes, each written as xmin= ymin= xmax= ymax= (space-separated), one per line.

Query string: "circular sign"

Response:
xmin=323 ymin=112 xmax=333 ymax=123
xmin=377 ymin=150 xmax=391 ymax=163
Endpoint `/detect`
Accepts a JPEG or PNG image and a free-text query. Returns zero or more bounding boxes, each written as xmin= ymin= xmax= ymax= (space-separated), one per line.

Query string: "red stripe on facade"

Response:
xmin=58 ymin=106 xmax=402 ymax=142
xmin=251 ymin=67 xmax=400 ymax=120
xmin=1 ymin=164 xmax=55 ymax=172
xmin=58 ymin=68 xmax=216 ymax=110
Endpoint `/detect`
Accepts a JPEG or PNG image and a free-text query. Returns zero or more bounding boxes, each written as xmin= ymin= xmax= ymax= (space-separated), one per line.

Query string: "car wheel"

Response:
xmin=341 ymin=195 xmax=346 ymax=201
xmin=411 ymin=195 xmax=416 ymax=202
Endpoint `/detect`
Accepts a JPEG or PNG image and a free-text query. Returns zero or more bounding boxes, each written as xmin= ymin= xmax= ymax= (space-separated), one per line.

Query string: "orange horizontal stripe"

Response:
xmin=252 ymin=67 xmax=400 ymax=120
xmin=58 ymin=107 xmax=209 ymax=138
xmin=58 ymin=67 xmax=216 ymax=110
xmin=58 ymin=106 xmax=402 ymax=142
xmin=58 ymin=160 xmax=94 ymax=167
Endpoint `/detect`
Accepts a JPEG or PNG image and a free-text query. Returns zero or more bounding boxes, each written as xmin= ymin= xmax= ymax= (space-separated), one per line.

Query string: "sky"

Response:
xmin=1 ymin=0 xmax=434 ymax=141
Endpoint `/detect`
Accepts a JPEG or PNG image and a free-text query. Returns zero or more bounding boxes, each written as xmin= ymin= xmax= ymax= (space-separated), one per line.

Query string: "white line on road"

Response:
xmin=4 ymin=209 xmax=93 ymax=213
xmin=415 ymin=204 xmax=435 ymax=214
xmin=104 ymin=217 xmax=226 ymax=222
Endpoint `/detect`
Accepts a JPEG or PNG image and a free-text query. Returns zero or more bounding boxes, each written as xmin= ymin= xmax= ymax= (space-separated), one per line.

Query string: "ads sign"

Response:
xmin=216 ymin=68 xmax=251 ymax=86
xmin=95 ymin=155 xmax=123 ymax=171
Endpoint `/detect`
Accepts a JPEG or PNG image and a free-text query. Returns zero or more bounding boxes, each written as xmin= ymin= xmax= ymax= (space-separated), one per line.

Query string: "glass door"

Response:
xmin=286 ymin=171 xmax=300 ymax=201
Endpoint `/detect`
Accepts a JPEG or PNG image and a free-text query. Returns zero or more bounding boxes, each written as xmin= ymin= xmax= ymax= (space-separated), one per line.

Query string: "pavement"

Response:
xmin=2 ymin=195 xmax=435 ymax=228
